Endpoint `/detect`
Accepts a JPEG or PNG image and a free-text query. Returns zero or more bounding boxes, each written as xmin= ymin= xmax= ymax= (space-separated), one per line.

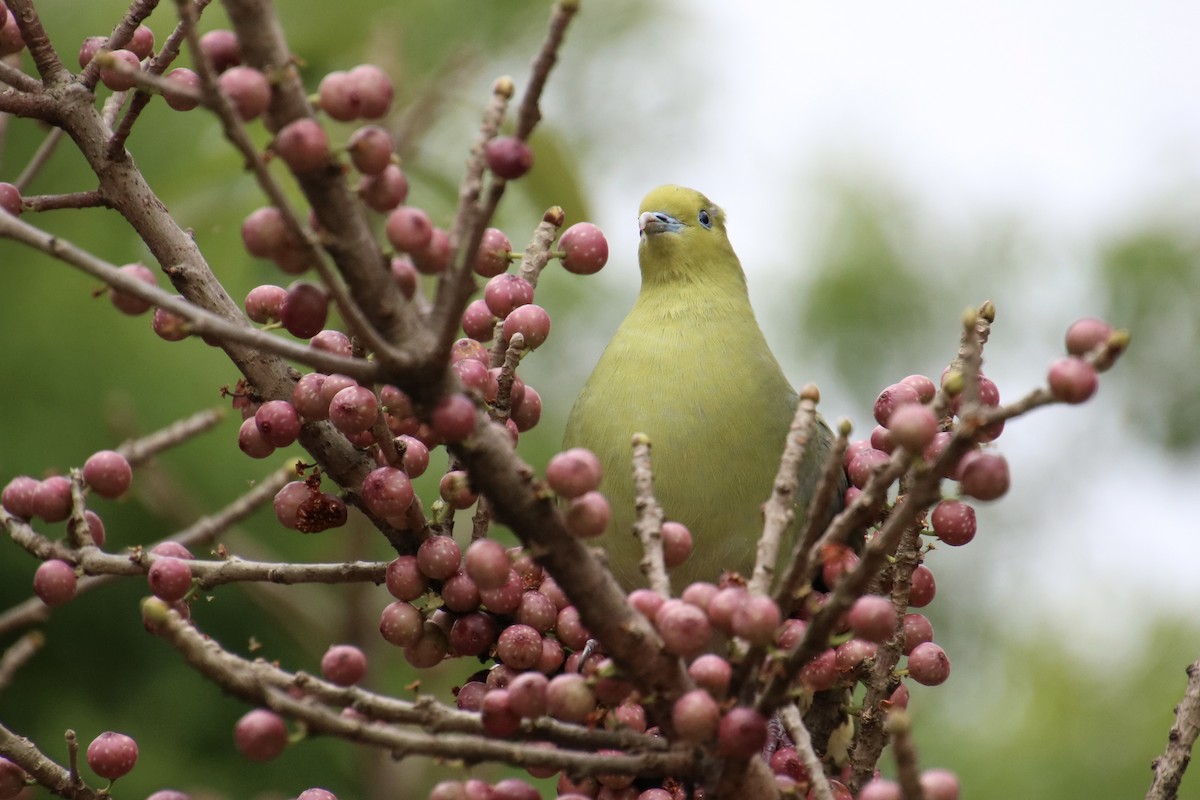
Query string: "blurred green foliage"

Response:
xmin=1100 ymin=226 xmax=1200 ymax=451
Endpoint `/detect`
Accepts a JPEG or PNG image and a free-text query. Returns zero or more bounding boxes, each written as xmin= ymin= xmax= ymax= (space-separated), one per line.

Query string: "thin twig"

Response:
xmin=0 ymin=464 xmax=293 ymax=637
xmin=631 ymin=433 xmax=671 ymax=598
xmin=1145 ymin=658 xmax=1200 ymax=800
xmin=749 ymin=386 xmax=820 ymax=596
xmin=781 ymin=703 xmax=834 ymax=800
xmin=0 ymin=210 xmax=378 ymax=381
xmin=0 ymin=631 xmax=44 ymax=693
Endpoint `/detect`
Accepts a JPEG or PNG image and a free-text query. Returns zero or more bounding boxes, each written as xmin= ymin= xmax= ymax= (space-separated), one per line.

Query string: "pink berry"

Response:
xmin=798 ymin=648 xmax=839 ymax=691
xmin=483 ymin=273 xmax=534 ymax=317
xmin=254 ymin=400 xmax=302 ymax=448
xmin=502 ymin=304 xmax=551 ymax=349
xmin=496 ymin=624 xmax=543 ymax=670
xmin=474 ymin=228 xmax=513 ymax=277
xmin=99 ymin=49 xmax=142 ymax=92
xmin=511 ymin=385 xmax=542 ymax=432
xmin=431 ymin=393 xmax=477 ymax=442
xmin=34 ymin=559 xmax=77 ymax=606
xmin=127 ymin=25 xmax=155 ymax=58
xmin=730 ymin=595 xmax=782 ymax=646
xmin=919 ymin=769 xmax=961 ymax=800
xmin=386 ymin=555 xmax=429 ymax=601
xmin=909 ymin=564 xmax=937 ymax=607
xmin=688 ymin=654 xmax=732 ymax=698
xmin=280 ymin=282 xmax=329 ymax=339
xmin=412 ymin=228 xmax=452 ymax=275
xmin=110 ymin=263 xmax=157 ymax=316
xmin=439 ymin=471 xmax=478 ymax=509
xmin=654 ymin=599 xmax=711 ymax=658
xmin=33 ymin=476 xmax=73 ymax=522
xmin=417 ymin=535 xmax=462 ymax=581
xmin=2 ymin=475 xmax=39 ymax=518
xmin=244 ymin=284 xmax=286 ymax=321
xmin=0 ymin=182 xmax=22 ymax=215
xmin=460 ymin=299 xmax=497 ymax=342
xmin=545 ymin=448 xmax=602 ymax=499
xmin=886 ymin=403 xmax=938 ymax=452
xmin=361 ymin=467 xmax=414 ymax=519
xmin=234 ymin=709 xmax=288 ymax=761
xmin=1065 ymin=316 xmax=1113 ymax=356
xmin=199 ymin=30 xmax=241 ymax=72
xmin=164 ymin=68 xmax=200 ymax=111
xmin=347 ymin=125 xmax=394 ymax=175
xmin=873 ymin=382 xmax=921 ymax=426
xmin=360 ymin=164 xmax=409 ymax=212
xmin=546 ymin=673 xmax=595 ymax=723
xmin=238 ymin=417 xmax=275 ymax=459
xmin=900 ymin=374 xmax=937 ymax=403
xmin=564 ymin=491 xmax=610 ymax=538
xmin=86 ymin=731 xmax=138 ymax=780
xmin=329 ymin=385 xmax=378 ymax=435
xmin=902 ymin=613 xmax=934 ymax=655
xmin=217 ymin=66 xmax=271 ymax=121
xmin=1048 ymin=356 xmax=1098 ymax=404
xmin=847 ymin=448 xmax=889 ymax=489
xmin=241 ymin=207 xmax=293 ymax=260
xmin=148 ymin=557 xmax=193 ymax=602
xmin=859 ymin=779 xmax=902 ymax=800
xmin=485 ymin=137 xmax=533 ymax=179
xmin=0 ymin=757 xmax=26 ymax=798
xmin=958 ymin=451 xmax=1010 ymax=501
xmin=152 ymin=303 xmax=190 ymax=341
xmin=151 ymin=541 xmax=194 ymax=560
xmin=661 ymin=521 xmax=694 ymax=568
xmin=931 ymin=499 xmax=976 ymax=546
xmin=348 ymin=64 xmax=393 ymax=119
xmin=321 ymin=644 xmax=367 ymax=686
xmin=847 ymin=595 xmax=897 ymax=643
xmin=379 ymin=601 xmax=424 ymax=647
xmin=907 ymin=641 xmax=951 ymax=686
xmin=385 ymin=206 xmax=433 ymax=253
xmin=558 ymin=222 xmax=608 ymax=275
xmin=716 ymin=707 xmax=768 ymax=759
xmin=273 ymin=118 xmax=329 ymax=173
xmin=82 ymin=450 xmax=132 ymax=499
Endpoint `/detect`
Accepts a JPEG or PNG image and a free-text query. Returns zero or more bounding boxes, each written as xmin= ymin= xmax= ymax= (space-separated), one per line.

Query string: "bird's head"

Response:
xmin=637 ymin=185 xmax=743 ymax=287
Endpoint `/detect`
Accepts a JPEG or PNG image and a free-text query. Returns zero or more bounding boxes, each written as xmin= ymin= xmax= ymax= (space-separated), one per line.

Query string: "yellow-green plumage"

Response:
xmin=564 ymin=185 xmax=830 ymax=589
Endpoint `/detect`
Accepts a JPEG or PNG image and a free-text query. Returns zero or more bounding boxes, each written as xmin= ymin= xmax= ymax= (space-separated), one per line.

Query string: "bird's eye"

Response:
xmin=698 ymin=209 xmax=712 ymax=229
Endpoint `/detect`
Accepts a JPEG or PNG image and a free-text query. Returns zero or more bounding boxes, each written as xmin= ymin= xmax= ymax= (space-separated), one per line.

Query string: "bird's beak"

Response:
xmin=639 ymin=211 xmax=684 ymax=237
